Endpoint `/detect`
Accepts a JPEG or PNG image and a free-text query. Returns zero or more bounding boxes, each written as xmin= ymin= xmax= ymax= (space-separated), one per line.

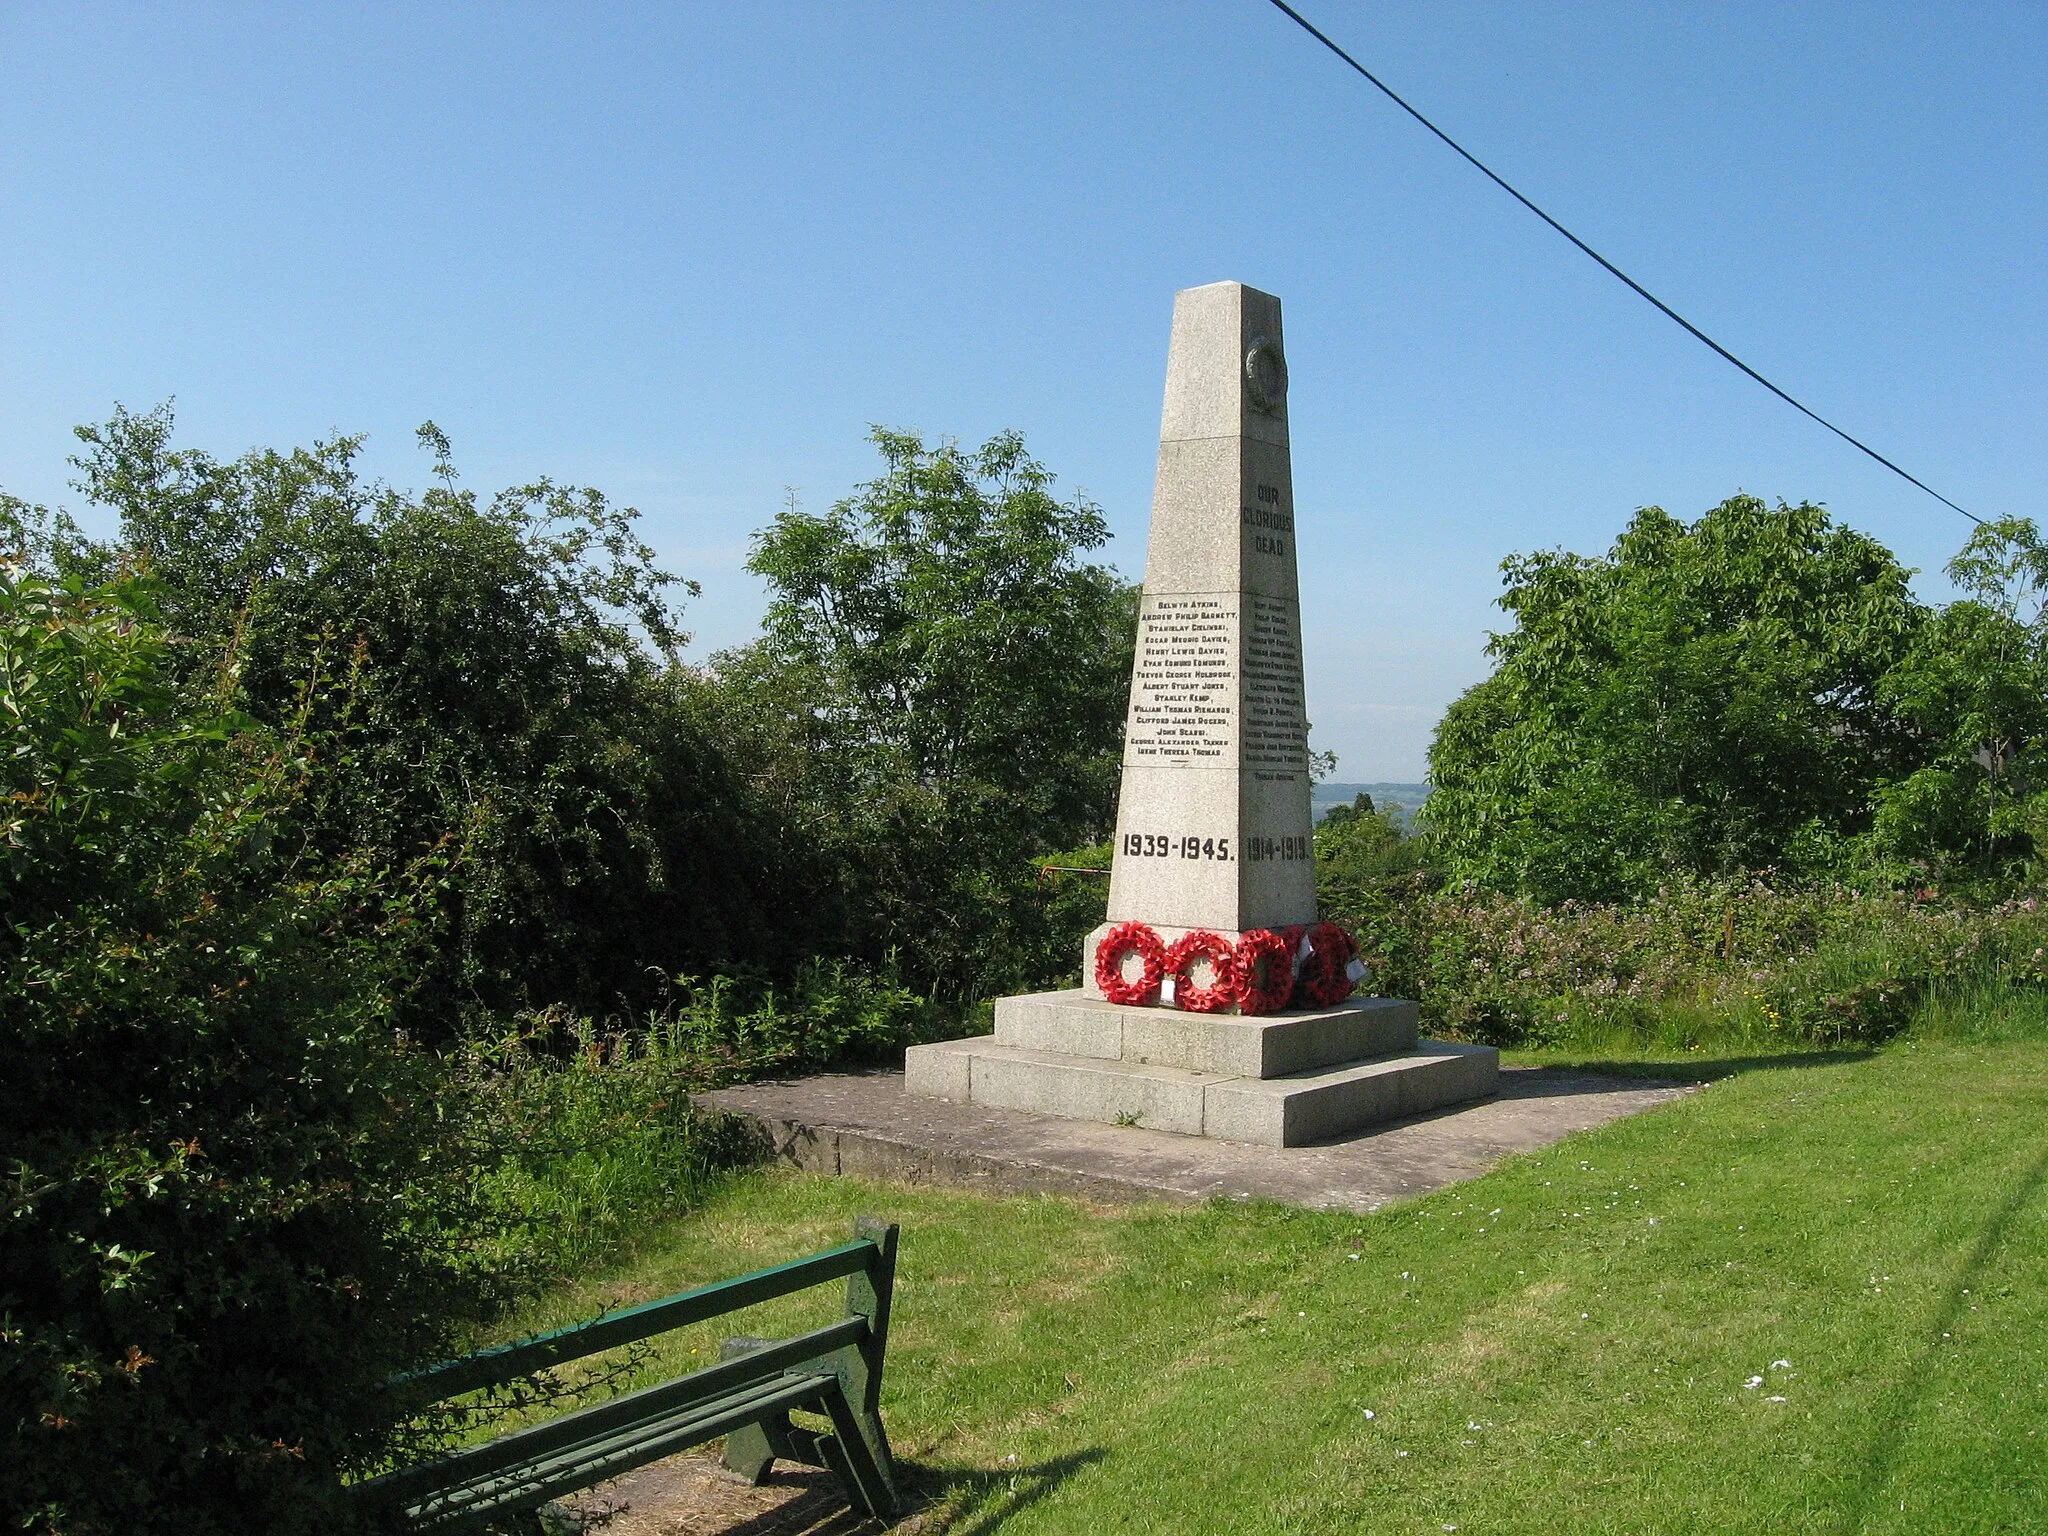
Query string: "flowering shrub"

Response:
xmin=1326 ymin=871 xmax=2048 ymax=1049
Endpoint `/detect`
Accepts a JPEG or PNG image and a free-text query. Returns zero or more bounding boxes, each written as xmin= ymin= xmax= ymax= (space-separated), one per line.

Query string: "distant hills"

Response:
xmin=1312 ymin=781 xmax=1431 ymax=827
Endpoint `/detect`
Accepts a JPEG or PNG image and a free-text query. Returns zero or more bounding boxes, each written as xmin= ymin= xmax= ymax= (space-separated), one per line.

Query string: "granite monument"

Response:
xmin=904 ymin=282 xmax=1497 ymax=1146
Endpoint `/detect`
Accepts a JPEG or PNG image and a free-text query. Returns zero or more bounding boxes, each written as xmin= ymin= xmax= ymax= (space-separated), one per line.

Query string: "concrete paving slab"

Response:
xmin=695 ymin=1065 xmax=1696 ymax=1214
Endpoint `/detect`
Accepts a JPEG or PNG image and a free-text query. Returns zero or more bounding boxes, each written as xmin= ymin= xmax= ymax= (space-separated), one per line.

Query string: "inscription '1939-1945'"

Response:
xmin=1123 ymin=832 xmax=1231 ymax=862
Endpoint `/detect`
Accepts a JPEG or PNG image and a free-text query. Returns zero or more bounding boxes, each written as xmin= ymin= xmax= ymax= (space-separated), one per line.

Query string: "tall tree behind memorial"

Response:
xmin=736 ymin=428 xmax=1136 ymax=997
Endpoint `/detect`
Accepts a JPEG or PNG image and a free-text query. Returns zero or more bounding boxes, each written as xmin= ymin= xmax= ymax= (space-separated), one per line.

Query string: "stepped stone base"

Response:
xmin=904 ymin=988 xmax=1498 ymax=1148
xmin=998 ymin=988 xmax=1420 ymax=1076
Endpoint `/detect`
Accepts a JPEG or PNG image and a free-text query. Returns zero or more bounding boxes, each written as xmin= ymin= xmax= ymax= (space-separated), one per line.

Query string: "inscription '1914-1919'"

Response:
xmin=1243 ymin=834 xmax=1310 ymax=862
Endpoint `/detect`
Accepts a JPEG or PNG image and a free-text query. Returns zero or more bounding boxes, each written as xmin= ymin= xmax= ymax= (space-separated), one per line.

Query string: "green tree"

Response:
xmin=1315 ymin=791 xmax=1424 ymax=917
xmin=0 ymin=564 xmax=489 ymax=1533
xmin=732 ymin=428 xmax=1136 ymax=995
xmin=1874 ymin=515 xmax=2048 ymax=876
xmin=1427 ymin=496 xmax=1928 ymax=900
xmin=57 ymin=405 xmax=808 ymax=1028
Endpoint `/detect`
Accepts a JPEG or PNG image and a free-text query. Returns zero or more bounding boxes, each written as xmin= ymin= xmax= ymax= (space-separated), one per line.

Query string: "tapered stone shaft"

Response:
xmin=1102 ymin=281 xmax=1317 ymax=937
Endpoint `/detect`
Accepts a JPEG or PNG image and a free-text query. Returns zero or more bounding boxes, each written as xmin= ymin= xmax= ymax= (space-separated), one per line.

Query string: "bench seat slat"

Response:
xmin=392 ymin=1238 xmax=878 ymax=1403
xmin=360 ymin=1315 xmax=867 ymax=1508
xmin=406 ymin=1373 xmax=838 ymax=1532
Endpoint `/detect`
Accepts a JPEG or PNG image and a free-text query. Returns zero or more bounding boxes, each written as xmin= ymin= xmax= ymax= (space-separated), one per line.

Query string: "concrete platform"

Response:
xmin=1204 ymin=1040 xmax=1501 ymax=1145
xmin=695 ymin=1066 xmax=1696 ymax=1214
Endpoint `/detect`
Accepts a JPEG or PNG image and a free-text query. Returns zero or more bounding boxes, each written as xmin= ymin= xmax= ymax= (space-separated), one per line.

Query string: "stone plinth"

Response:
xmin=904 ymin=989 xmax=1498 ymax=1149
xmin=995 ymin=988 xmax=1418 ymax=1076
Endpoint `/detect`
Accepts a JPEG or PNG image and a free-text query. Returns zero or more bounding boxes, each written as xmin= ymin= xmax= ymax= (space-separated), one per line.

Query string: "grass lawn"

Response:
xmin=515 ymin=1036 xmax=2048 ymax=1534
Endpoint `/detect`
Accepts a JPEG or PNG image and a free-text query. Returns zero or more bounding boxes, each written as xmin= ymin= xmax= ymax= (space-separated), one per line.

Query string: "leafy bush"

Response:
xmin=57 ymin=405 xmax=816 ymax=1032
xmin=1325 ymin=865 xmax=2048 ymax=1051
xmin=0 ymin=566 xmax=498 ymax=1533
xmin=1316 ymin=793 xmax=1424 ymax=902
xmin=728 ymin=428 xmax=1137 ymax=998
xmin=456 ymin=962 xmax=961 ymax=1280
xmin=1427 ymin=496 xmax=1927 ymax=901
xmin=0 ymin=414 xmax=1106 ymax=1532
xmin=1427 ymin=500 xmax=2048 ymax=901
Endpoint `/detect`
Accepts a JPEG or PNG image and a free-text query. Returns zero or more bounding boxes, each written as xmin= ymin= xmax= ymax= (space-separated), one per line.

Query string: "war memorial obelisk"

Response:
xmin=905 ymin=282 xmax=1497 ymax=1146
xmin=1097 ymin=279 xmax=1315 ymax=950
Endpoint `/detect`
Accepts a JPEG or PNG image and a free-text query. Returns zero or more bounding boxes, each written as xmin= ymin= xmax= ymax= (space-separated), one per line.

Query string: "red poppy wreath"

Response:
xmin=1094 ymin=920 xmax=1166 ymax=1006
xmin=1297 ymin=920 xmax=1362 ymax=1007
xmin=1164 ymin=929 xmax=1240 ymax=1013
xmin=1233 ymin=928 xmax=1295 ymax=1015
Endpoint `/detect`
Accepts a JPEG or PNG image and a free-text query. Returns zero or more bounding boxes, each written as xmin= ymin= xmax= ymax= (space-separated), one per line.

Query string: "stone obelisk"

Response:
xmin=1087 ymin=281 xmax=1316 ymax=975
xmin=903 ymin=282 xmax=1499 ymax=1146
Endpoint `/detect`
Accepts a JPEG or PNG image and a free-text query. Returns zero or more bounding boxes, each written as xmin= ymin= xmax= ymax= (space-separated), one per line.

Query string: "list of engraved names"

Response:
xmin=1243 ymin=595 xmax=1307 ymax=776
xmin=1126 ymin=596 xmax=1236 ymax=764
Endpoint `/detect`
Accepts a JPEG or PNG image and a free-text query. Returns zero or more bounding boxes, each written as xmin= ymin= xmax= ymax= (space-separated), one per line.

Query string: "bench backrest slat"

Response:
xmin=362 ymin=1314 xmax=869 ymax=1512
xmin=392 ymin=1238 xmax=879 ymax=1404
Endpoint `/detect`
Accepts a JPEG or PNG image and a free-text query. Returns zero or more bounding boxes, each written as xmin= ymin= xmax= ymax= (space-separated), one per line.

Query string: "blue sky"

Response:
xmin=3 ymin=3 xmax=2040 ymax=778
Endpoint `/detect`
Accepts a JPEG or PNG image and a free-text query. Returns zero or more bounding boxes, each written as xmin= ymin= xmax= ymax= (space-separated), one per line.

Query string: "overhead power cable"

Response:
xmin=1264 ymin=0 xmax=1984 ymax=527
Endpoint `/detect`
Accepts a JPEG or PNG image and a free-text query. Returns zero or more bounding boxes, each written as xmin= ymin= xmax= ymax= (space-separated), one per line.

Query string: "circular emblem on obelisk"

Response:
xmin=1245 ymin=337 xmax=1288 ymax=414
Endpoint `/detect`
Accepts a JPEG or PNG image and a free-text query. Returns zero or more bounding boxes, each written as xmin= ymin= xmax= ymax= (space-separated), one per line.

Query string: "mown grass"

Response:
xmin=500 ymin=1026 xmax=2048 ymax=1534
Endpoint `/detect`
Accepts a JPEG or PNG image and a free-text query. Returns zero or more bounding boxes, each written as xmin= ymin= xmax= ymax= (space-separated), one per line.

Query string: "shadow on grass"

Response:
xmin=904 ymin=1448 xmax=1110 ymax=1535
xmin=1840 ymin=1137 xmax=2048 ymax=1534
xmin=570 ymin=1448 xmax=1108 ymax=1536
xmin=1541 ymin=1048 xmax=1878 ymax=1083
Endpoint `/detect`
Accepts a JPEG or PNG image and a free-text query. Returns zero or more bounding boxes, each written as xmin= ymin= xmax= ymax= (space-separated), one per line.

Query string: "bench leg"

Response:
xmin=721 ymin=1328 xmax=897 ymax=1519
xmin=722 ymin=1418 xmax=783 ymax=1485
xmin=720 ymin=1337 xmax=808 ymax=1484
xmin=726 ymin=1408 xmax=842 ymax=1485
xmin=818 ymin=1381 xmax=897 ymax=1519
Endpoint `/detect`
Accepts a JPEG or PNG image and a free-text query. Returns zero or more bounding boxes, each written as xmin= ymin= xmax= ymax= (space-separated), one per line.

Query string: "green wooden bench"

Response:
xmin=352 ymin=1218 xmax=901 ymax=1532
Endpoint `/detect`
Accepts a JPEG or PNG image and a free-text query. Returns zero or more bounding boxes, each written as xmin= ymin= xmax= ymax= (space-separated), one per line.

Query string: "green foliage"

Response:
xmin=28 ymin=409 xmax=1136 ymax=1030
xmin=0 ymin=411 xmax=1126 ymax=1524
xmin=0 ymin=565 xmax=496 ymax=1534
xmin=450 ymin=1022 xmax=756 ymax=1287
xmin=1427 ymin=496 xmax=1927 ymax=900
xmin=412 ymin=963 xmax=961 ymax=1306
xmin=0 ymin=559 xmax=914 ymax=1530
xmin=730 ymin=428 xmax=1136 ymax=997
xmin=1315 ymin=792 xmax=1423 ymax=909
xmin=1322 ymin=866 xmax=2048 ymax=1052
xmin=1035 ymin=841 xmax=1115 ymax=980
xmin=59 ymin=405 xmax=812 ymax=1029
xmin=1874 ymin=515 xmax=2048 ymax=877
